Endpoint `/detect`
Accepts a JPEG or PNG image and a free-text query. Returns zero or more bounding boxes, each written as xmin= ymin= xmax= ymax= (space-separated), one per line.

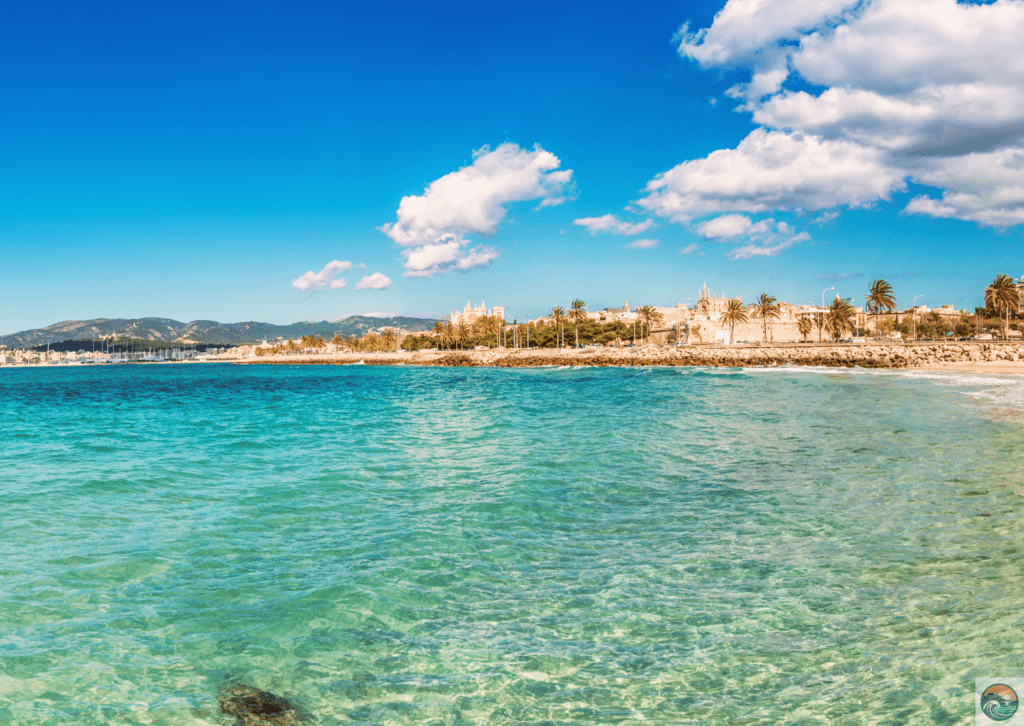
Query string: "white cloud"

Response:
xmin=398 ymin=233 xmax=499 ymax=278
xmin=574 ymin=214 xmax=654 ymax=236
xmin=905 ymin=147 xmax=1024 ymax=227
xmin=662 ymin=0 xmax=1024 ymax=229
xmin=381 ymin=143 xmax=572 ymax=277
xmin=810 ymin=210 xmax=840 ymax=226
xmin=639 ymin=129 xmax=905 ymax=222
xmin=729 ymin=232 xmax=809 ymax=260
xmin=696 ymin=214 xmax=767 ymax=240
xmin=354 ymin=273 xmax=393 ymax=291
xmin=681 ymin=243 xmax=701 ymax=254
xmin=693 ymin=216 xmax=810 ymax=258
xmin=623 ymin=238 xmax=658 ymax=249
xmin=291 ymin=260 xmax=352 ymax=293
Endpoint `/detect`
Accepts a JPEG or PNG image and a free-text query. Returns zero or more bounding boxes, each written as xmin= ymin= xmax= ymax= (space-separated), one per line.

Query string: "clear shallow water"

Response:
xmin=1 ymin=363 xmax=1022 ymax=725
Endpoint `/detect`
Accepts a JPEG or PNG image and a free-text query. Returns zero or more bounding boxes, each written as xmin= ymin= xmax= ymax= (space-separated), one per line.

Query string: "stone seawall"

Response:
xmin=243 ymin=342 xmax=1024 ymax=369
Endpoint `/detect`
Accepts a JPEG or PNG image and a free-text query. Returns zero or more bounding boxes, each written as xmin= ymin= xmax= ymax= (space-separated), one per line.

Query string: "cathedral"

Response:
xmin=450 ymin=300 xmax=506 ymax=326
xmin=692 ymin=284 xmax=741 ymax=320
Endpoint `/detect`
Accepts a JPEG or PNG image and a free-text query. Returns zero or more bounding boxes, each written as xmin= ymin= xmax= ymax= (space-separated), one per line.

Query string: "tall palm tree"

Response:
xmin=550 ymin=306 xmax=566 ymax=347
xmin=986 ymin=274 xmax=1018 ymax=339
xmin=455 ymin=323 xmax=469 ymax=350
xmin=487 ymin=315 xmax=504 ymax=348
xmin=797 ymin=316 xmax=812 ymax=342
xmin=432 ymin=321 xmax=445 ymax=347
xmin=865 ymin=279 xmax=896 ymax=340
xmin=748 ymin=293 xmax=782 ymax=343
xmin=720 ymin=298 xmax=748 ymax=344
xmin=825 ymin=298 xmax=855 ymax=341
xmin=382 ymin=329 xmax=397 ymax=351
xmin=636 ymin=305 xmax=663 ymax=344
xmin=570 ymin=299 xmax=587 ymax=347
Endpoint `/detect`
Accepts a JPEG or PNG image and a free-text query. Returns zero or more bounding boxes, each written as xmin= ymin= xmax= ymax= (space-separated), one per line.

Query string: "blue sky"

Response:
xmin=3 ymin=0 xmax=1022 ymax=334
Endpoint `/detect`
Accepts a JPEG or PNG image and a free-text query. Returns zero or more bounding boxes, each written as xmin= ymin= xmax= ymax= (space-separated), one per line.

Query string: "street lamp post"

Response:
xmin=913 ymin=295 xmax=923 ymax=342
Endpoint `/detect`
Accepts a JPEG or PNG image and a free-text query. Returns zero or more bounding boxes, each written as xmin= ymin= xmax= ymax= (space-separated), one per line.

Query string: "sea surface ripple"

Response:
xmin=1 ymin=363 xmax=1022 ymax=725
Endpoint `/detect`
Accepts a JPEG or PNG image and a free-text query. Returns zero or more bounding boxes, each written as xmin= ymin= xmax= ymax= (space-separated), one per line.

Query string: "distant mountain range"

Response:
xmin=0 ymin=316 xmax=441 ymax=349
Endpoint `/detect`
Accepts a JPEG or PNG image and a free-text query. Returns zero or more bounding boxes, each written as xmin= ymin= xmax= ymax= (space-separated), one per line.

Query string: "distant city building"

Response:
xmin=692 ymin=283 xmax=739 ymax=320
xmin=451 ymin=300 xmax=505 ymax=326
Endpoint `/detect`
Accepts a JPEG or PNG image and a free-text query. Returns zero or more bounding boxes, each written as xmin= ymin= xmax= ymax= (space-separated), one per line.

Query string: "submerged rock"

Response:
xmin=219 ymin=684 xmax=306 ymax=725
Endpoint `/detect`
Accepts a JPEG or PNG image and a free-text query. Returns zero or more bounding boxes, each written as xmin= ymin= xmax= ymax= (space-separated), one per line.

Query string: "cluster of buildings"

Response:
xmin=463 ymin=278 xmax=1024 ymax=345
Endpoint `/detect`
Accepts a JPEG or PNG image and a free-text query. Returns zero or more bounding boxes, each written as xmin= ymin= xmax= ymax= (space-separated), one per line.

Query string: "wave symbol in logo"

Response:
xmin=982 ymin=684 xmax=1019 ymax=722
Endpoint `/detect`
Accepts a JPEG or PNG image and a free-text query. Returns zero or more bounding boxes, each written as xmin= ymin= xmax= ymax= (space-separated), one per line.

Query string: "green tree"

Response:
xmin=382 ymin=329 xmax=397 ymax=351
xmin=865 ymin=279 xmax=896 ymax=340
xmin=570 ymin=299 xmax=587 ymax=347
xmin=748 ymin=293 xmax=781 ymax=343
xmin=985 ymin=274 xmax=1018 ymax=339
xmin=825 ymin=298 xmax=855 ymax=341
xmin=797 ymin=315 xmax=812 ymax=342
xmin=721 ymin=298 xmax=748 ymax=344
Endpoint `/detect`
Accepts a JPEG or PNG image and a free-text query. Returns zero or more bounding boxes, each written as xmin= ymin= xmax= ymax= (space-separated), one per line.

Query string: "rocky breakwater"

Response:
xmin=240 ymin=342 xmax=1024 ymax=369
xmin=430 ymin=342 xmax=1024 ymax=369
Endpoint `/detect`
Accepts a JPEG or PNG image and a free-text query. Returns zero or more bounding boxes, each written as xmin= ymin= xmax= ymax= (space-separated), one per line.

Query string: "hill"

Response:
xmin=0 ymin=316 xmax=440 ymax=349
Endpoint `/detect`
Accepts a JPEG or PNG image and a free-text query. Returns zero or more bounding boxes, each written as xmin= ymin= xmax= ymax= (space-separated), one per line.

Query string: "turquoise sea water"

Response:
xmin=2 ymin=363 xmax=1023 ymax=725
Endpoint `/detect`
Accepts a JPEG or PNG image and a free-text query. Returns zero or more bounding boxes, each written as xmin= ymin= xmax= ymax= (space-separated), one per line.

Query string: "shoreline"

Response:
xmin=238 ymin=341 xmax=1024 ymax=374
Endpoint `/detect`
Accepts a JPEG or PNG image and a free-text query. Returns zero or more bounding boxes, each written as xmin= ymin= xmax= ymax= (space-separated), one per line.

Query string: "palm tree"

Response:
xmin=432 ymin=321 xmax=445 ymax=347
xmin=550 ymin=306 xmax=566 ymax=348
xmin=825 ymin=298 xmax=855 ymax=341
xmin=815 ymin=312 xmax=826 ymax=343
xmin=748 ymin=293 xmax=781 ymax=343
xmin=986 ymin=274 xmax=1018 ymax=339
xmin=797 ymin=316 xmax=812 ymax=342
xmin=481 ymin=315 xmax=503 ymax=348
xmin=570 ymin=299 xmax=587 ymax=347
xmin=636 ymin=305 xmax=663 ymax=344
xmin=331 ymin=333 xmax=345 ymax=349
xmin=720 ymin=298 xmax=748 ymax=344
xmin=382 ymin=329 xmax=397 ymax=351
xmin=865 ymin=279 xmax=896 ymax=340
xmin=455 ymin=323 xmax=470 ymax=350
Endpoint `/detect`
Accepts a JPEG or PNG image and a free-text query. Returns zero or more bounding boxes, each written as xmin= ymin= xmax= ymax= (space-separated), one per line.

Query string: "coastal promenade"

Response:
xmin=243 ymin=340 xmax=1024 ymax=373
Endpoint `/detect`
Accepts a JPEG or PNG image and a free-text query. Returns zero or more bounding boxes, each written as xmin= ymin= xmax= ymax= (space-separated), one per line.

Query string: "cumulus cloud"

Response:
xmin=729 ymin=232 xmax=810 ymax=260
xmin=291 ymin=260 xmax=352 ymax=293
xmin=354 ymin=273 xmax=393 ymax=291
xmin=574 ymin=214 xmax=654 ymax=236
xmin=381 ymin=143 xmax=572 ymax=276
xmin=639 ymin=129 xmax=905 ymax=222
xmin=623 ymin=238 xmax=658 ymax=249
xmin=660 ymin=0 xmax=1024 ymax=230
xmin=693 ymin=216 xmax=810 ymax=258
xmin=696 ymin=214 xmax=770 ymax=240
